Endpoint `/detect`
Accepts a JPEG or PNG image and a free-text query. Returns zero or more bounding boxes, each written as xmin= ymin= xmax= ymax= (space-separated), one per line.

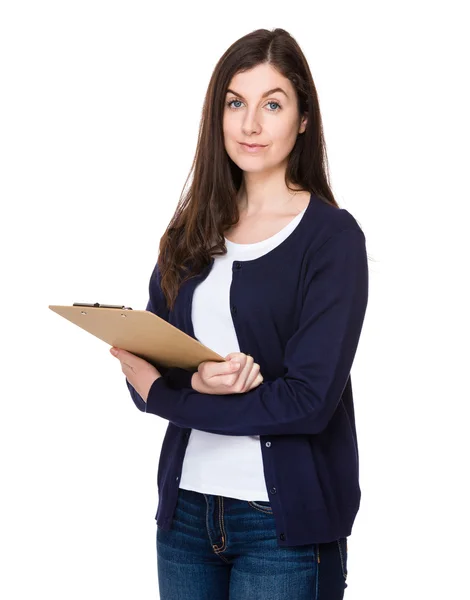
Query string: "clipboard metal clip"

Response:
xmin=73 ymin=303 xmax=133 ymax=310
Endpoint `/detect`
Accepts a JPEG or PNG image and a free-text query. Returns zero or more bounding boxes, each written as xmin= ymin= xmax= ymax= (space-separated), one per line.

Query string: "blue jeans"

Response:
xmin=157 ymin=487 xmax=348 ymax=599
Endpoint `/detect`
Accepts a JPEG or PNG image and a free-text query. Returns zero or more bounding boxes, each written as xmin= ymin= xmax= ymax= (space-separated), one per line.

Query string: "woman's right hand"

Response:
xmin=191 ymin=352 xmax=263 ymax=395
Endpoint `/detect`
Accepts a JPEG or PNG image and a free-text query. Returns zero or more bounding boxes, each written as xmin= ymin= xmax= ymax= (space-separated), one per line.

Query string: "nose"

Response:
xmin=241 ymin=109 xmax=261 ymax=136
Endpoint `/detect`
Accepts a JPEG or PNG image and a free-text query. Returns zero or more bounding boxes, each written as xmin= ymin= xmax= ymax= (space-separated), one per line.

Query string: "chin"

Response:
xmin=232 ymin=159 xmax=268 ymax=172
xmin=228 ymin=151 xmax=269 ymax=168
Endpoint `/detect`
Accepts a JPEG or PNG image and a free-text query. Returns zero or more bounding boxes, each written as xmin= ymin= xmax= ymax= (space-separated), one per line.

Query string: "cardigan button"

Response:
xmin=270 ymin=487 xmax=277 ymax=494
xmin=234 ymin=261 xmax=241 ymax=269
xmin=265 ymin=442 xmax=271 ymax=448
xmin=231 ymin=305 xmax=237 ymax=315
xmin=280 ymin=533 xmax=286 ymax=541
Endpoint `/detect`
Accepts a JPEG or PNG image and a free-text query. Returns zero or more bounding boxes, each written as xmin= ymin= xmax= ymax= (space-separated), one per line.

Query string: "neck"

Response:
xmin=237 ymin=168 xmax=303 ymax=215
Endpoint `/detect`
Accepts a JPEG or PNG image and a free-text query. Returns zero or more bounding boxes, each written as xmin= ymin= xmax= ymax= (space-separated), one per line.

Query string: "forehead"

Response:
xmin=226 ymin=64 xmax=293 ymax=97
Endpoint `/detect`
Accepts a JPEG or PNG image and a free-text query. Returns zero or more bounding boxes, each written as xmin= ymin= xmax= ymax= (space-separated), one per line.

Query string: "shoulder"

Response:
xmin=305 ymin=194 xmax=366 ymax=253
xmin=309 ymin=194 xmax=364 ymax=234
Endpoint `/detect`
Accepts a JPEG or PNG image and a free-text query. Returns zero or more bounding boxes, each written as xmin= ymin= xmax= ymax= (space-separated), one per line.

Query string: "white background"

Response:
xmin=1 ymin=1 xmax=468 ymax=598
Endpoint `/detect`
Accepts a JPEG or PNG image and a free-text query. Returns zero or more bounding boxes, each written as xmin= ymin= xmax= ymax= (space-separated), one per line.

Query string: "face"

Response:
xmin=222 ymin=63 xmax=307 ymax=174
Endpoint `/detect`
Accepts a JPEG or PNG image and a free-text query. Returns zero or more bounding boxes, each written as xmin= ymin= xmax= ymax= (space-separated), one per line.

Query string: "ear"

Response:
xmin=298 ymin=114 xmax=308 ymax=135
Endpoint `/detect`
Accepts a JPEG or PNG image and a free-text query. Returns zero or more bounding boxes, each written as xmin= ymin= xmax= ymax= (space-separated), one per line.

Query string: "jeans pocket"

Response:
xmin=337 ymin=536 xmax=348 ymax=580
xmin=247 ymin=500 xmax=273 ymax=514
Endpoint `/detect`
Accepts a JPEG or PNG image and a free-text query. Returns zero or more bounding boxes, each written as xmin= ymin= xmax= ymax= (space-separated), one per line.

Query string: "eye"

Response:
xmin=226 ymin=99 xmax=282 ymax=112
xmin=227 ymin=99 xmax=243 ymax=109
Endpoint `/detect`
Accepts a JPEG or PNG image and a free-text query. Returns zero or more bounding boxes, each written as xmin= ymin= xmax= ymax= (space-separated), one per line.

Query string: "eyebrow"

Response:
xmin=225 ymin=87 xmax=289 ymax=100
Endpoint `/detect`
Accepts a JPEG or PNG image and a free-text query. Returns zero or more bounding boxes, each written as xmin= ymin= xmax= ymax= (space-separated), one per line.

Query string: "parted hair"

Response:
xmin=157 ymin=27 xmax=338 ymax=311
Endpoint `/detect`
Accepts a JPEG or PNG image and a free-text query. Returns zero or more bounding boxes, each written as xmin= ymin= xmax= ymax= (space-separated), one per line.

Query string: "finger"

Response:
xmin=225 ymin=352 xmax=245 ymax=361
xmin=202 ymin=359 xmax=239 ymax=381
xmin=119 ymin=361 xmax=134 ymax=376
xmin=233 ymin=355 xmax=254 ymax=391
xmin=224 ymin=352 xmax=250 ymax=365
xmin=226 ymin=356 xmax=245 ymax=373
xmin=110 ymin=347 xmax=132 ymax=359
xmin=246 ymin=366 xmax=263 ymax=389
xmin=203 ymin=353 xmax=247 ymax=389
xmin=205 ymin=353 xmax=247 ymax=379
xmin=242 ymin=361 xmax=260 ymax=389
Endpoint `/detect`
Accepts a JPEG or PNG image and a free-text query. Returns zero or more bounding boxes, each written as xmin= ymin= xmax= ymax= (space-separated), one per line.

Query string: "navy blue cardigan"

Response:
xmin=126 ymin=193 xmax=369 ymax=547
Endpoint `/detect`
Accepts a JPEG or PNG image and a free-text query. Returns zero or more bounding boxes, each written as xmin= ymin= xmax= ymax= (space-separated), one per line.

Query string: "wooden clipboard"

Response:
xmin=48 ymin=303 xmax=225 ymax=370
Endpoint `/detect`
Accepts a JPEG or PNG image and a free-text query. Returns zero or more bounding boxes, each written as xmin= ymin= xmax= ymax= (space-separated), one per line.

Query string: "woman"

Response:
xmin=111 ymin=27 xmax=369 ymax=599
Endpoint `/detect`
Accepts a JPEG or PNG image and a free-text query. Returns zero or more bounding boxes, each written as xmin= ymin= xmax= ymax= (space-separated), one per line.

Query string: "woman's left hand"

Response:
xmin=110 ymin=347 xmax=162 ymax=402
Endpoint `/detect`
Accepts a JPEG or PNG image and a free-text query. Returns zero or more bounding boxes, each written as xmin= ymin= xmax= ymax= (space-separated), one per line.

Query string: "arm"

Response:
xmin=143 ymin=228 xmax=369 ymax=435
xmin=126 ymin=261 xmax=195 ymax=412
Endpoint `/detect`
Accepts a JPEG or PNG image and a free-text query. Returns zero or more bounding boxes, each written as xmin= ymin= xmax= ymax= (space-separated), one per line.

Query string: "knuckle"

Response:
xmin=201 ymin=363 xmax=213 ymax=377
xmin=222 ymin=375 xmax=237 ymax=387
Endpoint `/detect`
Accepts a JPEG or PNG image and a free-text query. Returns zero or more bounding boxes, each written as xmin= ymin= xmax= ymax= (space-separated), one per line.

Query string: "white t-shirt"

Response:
xmin=179 ymin=206 xmax=308 ymax=501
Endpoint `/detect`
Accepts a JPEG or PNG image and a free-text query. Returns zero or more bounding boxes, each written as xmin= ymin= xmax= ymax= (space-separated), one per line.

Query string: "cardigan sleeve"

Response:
xmin=126 ymin=260 xmax=196 ymax=413
xmin=144 ymin=228 xmax=369 ymax=435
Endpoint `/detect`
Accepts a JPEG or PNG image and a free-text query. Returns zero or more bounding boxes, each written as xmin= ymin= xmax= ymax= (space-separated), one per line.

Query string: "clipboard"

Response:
xmin=48 ymin=303 xmax=225 ymax=371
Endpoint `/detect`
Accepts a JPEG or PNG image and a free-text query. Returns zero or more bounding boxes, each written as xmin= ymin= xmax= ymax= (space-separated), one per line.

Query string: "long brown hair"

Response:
xmin=158 ymin=27 xmax=338 ymax=311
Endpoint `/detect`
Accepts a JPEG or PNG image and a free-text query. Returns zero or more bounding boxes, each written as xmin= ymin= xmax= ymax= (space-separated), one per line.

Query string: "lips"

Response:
xmin=240 ymin=143 xmax=266 ymax=148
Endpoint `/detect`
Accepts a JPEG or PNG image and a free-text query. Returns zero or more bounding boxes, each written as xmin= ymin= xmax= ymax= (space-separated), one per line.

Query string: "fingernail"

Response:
xmin=110 ymin=348 xmax=118 ymax=356
xmin=232 ymin=362 xmax=240 ymax=369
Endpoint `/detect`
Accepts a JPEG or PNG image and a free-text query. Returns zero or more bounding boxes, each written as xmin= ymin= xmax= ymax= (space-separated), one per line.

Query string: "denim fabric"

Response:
xmin=156 ymin=487 xmax=348 ymax=599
